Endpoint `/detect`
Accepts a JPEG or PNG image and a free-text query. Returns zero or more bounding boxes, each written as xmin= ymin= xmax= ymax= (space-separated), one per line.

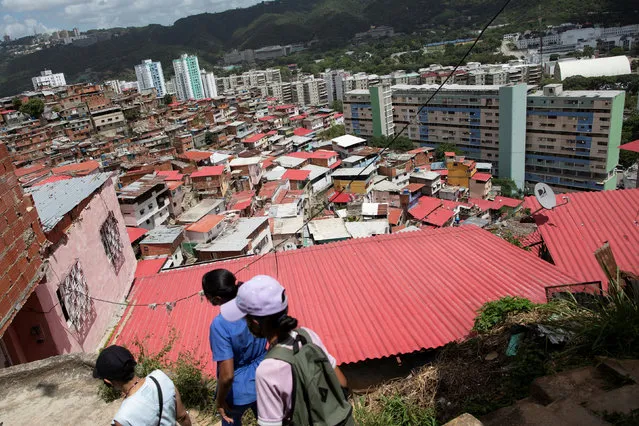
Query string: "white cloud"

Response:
xmin=1 ymin=0 xmax=84 ymax=13
xmin=0 ymin=16 xmax=55 ymax=37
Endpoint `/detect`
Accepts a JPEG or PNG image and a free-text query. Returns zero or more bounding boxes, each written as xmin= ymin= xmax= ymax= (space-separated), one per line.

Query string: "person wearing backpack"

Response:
xmin=220 ymin=275 xmax=354 ymax=426
xmin=93 ymin=345 xmax=192 ymax=426
xmin=202 ymin=269 xmax=268 ymax=425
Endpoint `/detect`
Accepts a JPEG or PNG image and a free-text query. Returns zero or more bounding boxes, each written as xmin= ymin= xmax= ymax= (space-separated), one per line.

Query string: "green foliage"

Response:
xmin=473 ymin=296 xmax=536 ymax=332
xmin=331 ymin=100 xmax=343 ymax=113
xmin=11 ymin=97 xmax=22 ymax=110
xmin=353 ymin=395 xmax=438 ymax=426
xmin=98 ymin=382 xmax=122 ymax=403
xmin=434 ymin=143 xmax=461 ymax=161
xmin=492 ymin=177 xmax=520 ymax=198
xmin=204 ymin=131 xmax=214 ymax=145
xmin=317 ymin=124 xmax=345 ymax=140
xmin=369 ymin=135 xmax=414 ymax=152
xmin=123 ymin=108 xmax=141 ymax=121
xmin=19 ymin=98 xmax=45 ymax=118
xmin=582 ymin=45 xmax=595 ymax=57
xmin=163 ymin=94 xmax=174 ymax=105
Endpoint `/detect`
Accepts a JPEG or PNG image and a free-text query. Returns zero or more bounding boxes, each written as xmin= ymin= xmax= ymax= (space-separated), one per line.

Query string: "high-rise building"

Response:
xmin=32 ymin=69 xmax=66 ymax=90
xmin=200 ymin=69 xmax=218 ymax=98
xmin=134 ymin=59 xmax=167 ymax=98
xmin=344 ymin=84 xmax=394 ymax=138
xmin=172 ymin=54 xmax=204 ymax=101
xmin=346 ymin=83 xmax=624 ymax=192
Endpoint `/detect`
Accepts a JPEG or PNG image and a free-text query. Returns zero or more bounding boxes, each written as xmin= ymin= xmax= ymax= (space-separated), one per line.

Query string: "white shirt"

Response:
xmin=113 ymin=370 xmax=177 ymax=426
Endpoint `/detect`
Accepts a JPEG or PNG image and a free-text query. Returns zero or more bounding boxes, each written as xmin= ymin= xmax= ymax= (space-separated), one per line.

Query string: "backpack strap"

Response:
xmin=148 ymin=375 xmax=163 ymax=426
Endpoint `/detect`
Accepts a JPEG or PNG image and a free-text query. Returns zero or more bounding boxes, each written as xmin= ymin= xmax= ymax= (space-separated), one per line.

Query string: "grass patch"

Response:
xmin=354 ymin=395 xmax=438 ymax=426
xmin=473 ymin=297 xmax=536 ymax=332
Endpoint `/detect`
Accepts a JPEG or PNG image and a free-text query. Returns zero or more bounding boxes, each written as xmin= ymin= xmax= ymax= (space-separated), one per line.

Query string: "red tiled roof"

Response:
xmin=293 ymin=128 xmax=313 ymax=136
xmin=408 ymin=197 xmax=442 ymax=221
xmin=388 ymin=208 xmax=403 ymax=226
xmin=186 ymin=215 xmax=225 ymax=233
xmin=112 ymin=226 xmax=578 ymax=371
xmin=258 ymin=115 xmax=276 ymax=122
xmin=157 ymin=170 xmax=184 ymax=181
xmin=52 ymin=160 xmax=100 ymax=176
xmin=266 ymin=130 xmax=278 ymax=136
xmin=405 ymin=183 xmax=425 ymax=193
xmin=167 ymin=181 xmax=183 ymax=190
xmin=282 ymin=169 xmax=311 ymax=181
xmin=471 ymin=172 xmax=492 ymax=182
xmin=134 ymin=259 xmax=165 ymax=279
xmin=329 ymin=191 xmax=353 ymax=203
xmin=126 ymin=227 xmax=148 ymax=243
xmin=181 ymin=151 xmax=212 ymax=161
xmin=243 ymin=133 xmax=266 ymax=143
xmin=15 ymin=164 xmax=46 ymax=177
xmin=191 ymin=166 xmax=225 ymax=178
xmin=524 ymin=188 xmax=639 ymax=286
xmin=619 ymin=139 xmax=639 ymax=153
xmin=32 ymin=175 xmax=71 ymax=186
xmin=424 ymin=208 xmax=456 ymax=227
xmin=232 ymin=199 xmax=252 ymax=211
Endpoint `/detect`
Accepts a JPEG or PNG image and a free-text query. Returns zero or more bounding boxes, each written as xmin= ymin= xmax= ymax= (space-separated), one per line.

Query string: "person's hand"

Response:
xmin=217 ymin=399 xmax=233 ymax=423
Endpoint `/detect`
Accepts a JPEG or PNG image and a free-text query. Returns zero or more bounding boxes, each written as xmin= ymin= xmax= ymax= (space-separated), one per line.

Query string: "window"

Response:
xmin=56 ymin=261 xmax=93 ymax=332
xmin=100 ymin=212 xmax=124 ymax=274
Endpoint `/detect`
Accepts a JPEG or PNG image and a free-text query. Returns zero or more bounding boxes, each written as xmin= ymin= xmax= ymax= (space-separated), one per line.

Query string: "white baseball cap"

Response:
xmin=220 ymin=275 xmax=288 ymax=322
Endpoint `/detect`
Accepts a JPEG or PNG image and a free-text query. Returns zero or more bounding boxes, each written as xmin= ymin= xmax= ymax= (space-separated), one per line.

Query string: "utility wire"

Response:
xmin=66 ymin=0 xmax=515 ymax=309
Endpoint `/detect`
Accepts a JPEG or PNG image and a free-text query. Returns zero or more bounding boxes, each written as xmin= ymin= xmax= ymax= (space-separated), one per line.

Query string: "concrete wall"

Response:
xmin=498 ymin=84 xmax=527 ymax=188
xmin=34 ymin=178 xmax=135 ymax=354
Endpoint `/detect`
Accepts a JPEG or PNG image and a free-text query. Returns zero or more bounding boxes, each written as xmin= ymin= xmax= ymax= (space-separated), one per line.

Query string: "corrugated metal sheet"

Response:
xmin=524 ymin=189 xmax=639 ymax=286
xmin=619 ymin=140 xmax=639 ymax=154
xmin=134 ymin=259 xmax=166 ymax=278
xmin=126 ymin=227 xmax=148 ymax=243
xmin=113 ymin=227 xmax=577 ymax=373
xmin=27 ymin=172 xmax=112 ymax=232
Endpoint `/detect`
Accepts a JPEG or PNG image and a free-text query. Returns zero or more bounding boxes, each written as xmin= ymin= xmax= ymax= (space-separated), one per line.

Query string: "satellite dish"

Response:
xmin=283 ymin=242 xmax=297 ymax=251
xmin=534 ymin=183 xmax=557 ymax=210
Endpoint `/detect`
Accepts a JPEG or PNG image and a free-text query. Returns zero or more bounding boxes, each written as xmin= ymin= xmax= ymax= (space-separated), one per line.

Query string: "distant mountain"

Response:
xmin=0 ymin=0 xmax=635 ymax=96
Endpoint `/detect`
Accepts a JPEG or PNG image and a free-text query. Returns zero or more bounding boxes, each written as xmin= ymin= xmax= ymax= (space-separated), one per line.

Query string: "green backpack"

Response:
xmin=266 ymin=329 xmax=354 ymax=426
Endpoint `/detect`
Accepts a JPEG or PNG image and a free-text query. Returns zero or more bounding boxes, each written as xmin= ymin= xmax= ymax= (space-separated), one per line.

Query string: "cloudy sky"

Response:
xmin=0 ymin=0 xmax=262 ymax=39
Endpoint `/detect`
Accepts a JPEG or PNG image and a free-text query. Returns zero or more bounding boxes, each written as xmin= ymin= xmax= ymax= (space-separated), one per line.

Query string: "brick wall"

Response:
xmin=0 ymin=143 xmax=47 ymax=336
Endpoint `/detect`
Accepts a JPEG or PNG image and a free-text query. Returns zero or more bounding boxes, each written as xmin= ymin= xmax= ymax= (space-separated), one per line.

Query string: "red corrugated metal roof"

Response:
xmin=134 ymin=259 xmax=165 ymax=278
xmin=232 ymin=199 xmax=252 ymax=211
xmin=191 ymin=166 xmax=224 ymax=178
xmin=15 ymin=164 xmax=46 ymax=177
xmin=388 ymin=208 xmax=403 ymax=226
xmin=468 ymin=198 xmax=494 ymax=212
xmin=405 ymin=183 xmax=425 ymax=193
xmin=471 ymin=172 xmax=492 ymax=182
xmin=282 ymin=169 xmax=311 ymax=181
xmin=267 ymin=130 xmax=278 ymax=136
xmin=33 ymin=175 xmax=71 ymax=186
xmin=493 ymin=197 xmax=522 ymax=209
xmin=619 ymin=139 xmax=639 ymax=153
xmin=329 ymin=191 xmax=353 ymax=203
xmin=166 ymin=181 xmax=183 ymax=190
xmin=293 ymin=128 xmax=313 ymax=136
xmin=524 ymin=189 xmax=639 ymax=286
xmin=157 ymin=170 xmax=184 ymax=181
xmin=244 ymin=133 xmax=266 ymax=143
xmin=435 ymin=169 xmax=449 ymax=176
xmin=126 ymin=227 xmax=148 ymax=243
xmin=112 ymin=227 xmax=579 ymax=371
xmin=445 ymin=152 xmax=456 ymax=157
xmin=329 ymin=159 xmax=342 ymax=170
xmin=186 ymin=215 xmax=225 ymax=233
xmin=181 ymin=151 xmax=211 ymax=161
xmin=52 ymin=160 xmax=99 ymax=176
xmin=259 ymin=115 xmax=276 ymax=122
xmin=425 ymin=208 xmax=456 ymax=227
xmin=408 ymin=197 xmax=442 ymax=221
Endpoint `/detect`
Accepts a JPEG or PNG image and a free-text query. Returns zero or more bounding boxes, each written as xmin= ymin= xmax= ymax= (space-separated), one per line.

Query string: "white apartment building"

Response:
xmin=172 ymin=54 xmax=205 ymax=100
xmin=135 ymin=59 xmax=167 ymax=97
xmin=117 ymin=175 xmax=171 ymax=230
xmin=32 ymin=69 xmax=66 ymax=90
xmin=200 ymin=69 xmax=218 ymax=98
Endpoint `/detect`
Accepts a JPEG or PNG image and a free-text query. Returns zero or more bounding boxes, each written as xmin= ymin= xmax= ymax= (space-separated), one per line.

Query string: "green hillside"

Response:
xmin=0 ymin=0 xmax=636 ymax=96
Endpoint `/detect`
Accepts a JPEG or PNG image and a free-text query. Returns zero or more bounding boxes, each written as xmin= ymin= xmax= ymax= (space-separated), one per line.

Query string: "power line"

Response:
xmin=62 ymin=0 xmax=515 ymax=310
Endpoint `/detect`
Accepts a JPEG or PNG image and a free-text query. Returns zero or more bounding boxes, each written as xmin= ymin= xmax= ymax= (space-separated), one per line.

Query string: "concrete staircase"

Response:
xmin=445 ymin=358 xmax=639 ymax=426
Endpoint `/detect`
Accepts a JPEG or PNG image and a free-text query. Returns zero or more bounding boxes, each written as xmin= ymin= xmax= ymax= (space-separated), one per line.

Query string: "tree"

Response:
xmin=11 ymin=97 xmax=22 ymax=110
xmin=369 ymin=135 xmax=414 ymax=152
xmin=582 ymin=46 xmax=594 ymax=58
xmin=19 ymin=98 xmax=45 ymax=119
xmin=331 ymin=100 xmax=343 ymax=113
xmin=317 ymin=125 xmax=345 ymax=140
xmin=549 ymin=54 xmax=559 ymax=62
xmin=620 ymin=112 xmax=639 ymax=168
xmin=204 ymin=131 xmax=214 ymax=145
xmin=492 ymin=178 xmax=520 ymax=198
xmin=123 ymin=108 xmax=141 ymax=121
xmin=434 ymin=143 xmax=461 ymax=161
xmin=163 ymin=94 xmax=174 ymax=105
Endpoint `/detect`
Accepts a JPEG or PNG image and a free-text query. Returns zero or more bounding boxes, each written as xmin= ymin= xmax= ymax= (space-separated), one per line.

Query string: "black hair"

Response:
xmin=253 ymin=307 xmax=299 ymax=342
xmin=202 ymin=269 xmax=238 ymax=302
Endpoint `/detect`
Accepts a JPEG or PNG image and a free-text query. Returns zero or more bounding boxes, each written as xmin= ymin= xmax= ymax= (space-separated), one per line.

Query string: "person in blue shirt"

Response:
xmin=202 ymin=269 xmax=267 ymax=425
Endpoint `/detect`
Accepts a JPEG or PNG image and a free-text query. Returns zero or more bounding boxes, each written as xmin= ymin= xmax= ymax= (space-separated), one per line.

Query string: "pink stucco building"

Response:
xmin=2 ymin=173 xmax=136 ymax=364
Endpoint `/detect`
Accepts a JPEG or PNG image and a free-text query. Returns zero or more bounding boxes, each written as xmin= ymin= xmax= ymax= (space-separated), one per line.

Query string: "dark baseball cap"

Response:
xmin=93 ymin=345 xmax=137 ymax=381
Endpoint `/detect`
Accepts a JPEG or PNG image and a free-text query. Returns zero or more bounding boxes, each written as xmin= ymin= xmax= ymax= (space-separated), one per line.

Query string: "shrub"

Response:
xmin=354 ymin=395 xmax=438 ymax=426
xmin=473 ymin=297 xmax=535 ymax=332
